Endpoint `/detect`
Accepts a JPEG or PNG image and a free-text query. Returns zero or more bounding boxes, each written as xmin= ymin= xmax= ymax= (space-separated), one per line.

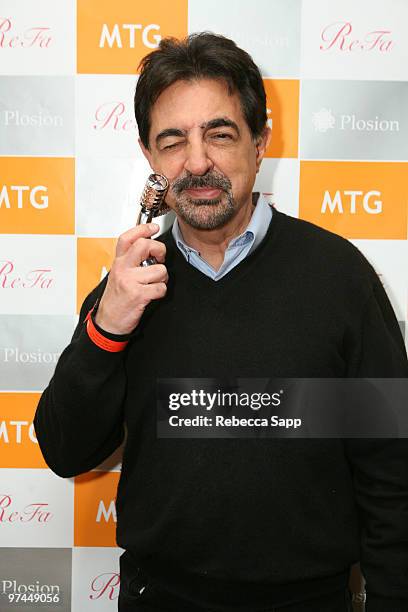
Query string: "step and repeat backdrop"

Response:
xmin=0 ymin=0 xmax=407 ymax=610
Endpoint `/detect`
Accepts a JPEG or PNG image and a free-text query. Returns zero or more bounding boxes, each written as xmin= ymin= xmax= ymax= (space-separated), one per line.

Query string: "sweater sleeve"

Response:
xmin=33 ymin=277 xmax=127 ymax=478
xmin=343 ymin=278 xmax=408 ymax=610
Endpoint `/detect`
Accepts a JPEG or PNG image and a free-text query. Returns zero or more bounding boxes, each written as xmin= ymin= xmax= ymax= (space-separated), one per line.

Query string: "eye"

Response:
xmin=211 ymin=132 xmax=233 ymax=140
xmin=163 ymin=142 xmax=180 ymax=150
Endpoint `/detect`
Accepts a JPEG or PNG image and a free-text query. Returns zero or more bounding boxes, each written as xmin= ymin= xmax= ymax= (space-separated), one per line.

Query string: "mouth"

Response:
xmin=184 ymin=188 xmax=223 ymax=199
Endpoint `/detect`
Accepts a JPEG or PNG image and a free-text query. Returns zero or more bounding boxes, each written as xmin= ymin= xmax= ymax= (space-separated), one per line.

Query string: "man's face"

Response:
xmin=139 ymin=78 xmax=271 ymax=230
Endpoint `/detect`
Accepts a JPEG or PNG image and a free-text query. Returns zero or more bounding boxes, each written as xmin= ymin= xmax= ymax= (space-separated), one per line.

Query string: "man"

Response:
xmin=34 ymin=33 xmax=408 ymax=611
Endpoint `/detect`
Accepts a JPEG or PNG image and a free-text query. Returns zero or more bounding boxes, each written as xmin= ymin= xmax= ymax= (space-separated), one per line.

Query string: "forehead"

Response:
xmin=149 ymin=78 xmax=246 ymax=136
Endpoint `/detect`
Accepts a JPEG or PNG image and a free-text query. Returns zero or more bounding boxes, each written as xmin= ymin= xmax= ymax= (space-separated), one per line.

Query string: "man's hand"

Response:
xmin=94 ymin=223 xmax=168 ymax=335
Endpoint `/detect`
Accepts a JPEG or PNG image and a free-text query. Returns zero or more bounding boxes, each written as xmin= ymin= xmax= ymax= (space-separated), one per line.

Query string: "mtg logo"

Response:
xmin=96 ymin=499 xmax=117 ymax=523
xmin=0 ymin=17 xmax=52 ymax=48
xmin=0 ymin=419 xmax=37 ymax=444
xmin=99 ymin=23 xmax=161 ymax=49
xmin=89 ymin=572 xmax=120 ymax=601
xmin=0 ymin=184 xmax=48 ymax=209
xmin=321 ymin=190 xmax=382 ymax=214
xmin=320 ymin=21 xmax=394 ymax=52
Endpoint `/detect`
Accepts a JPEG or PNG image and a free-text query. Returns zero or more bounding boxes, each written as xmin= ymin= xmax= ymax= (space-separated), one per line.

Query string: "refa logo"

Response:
xmin=312 ymin=108 xmax=400 ymax=133
xmin=0 ymin=17 xmax=52 ymax=48
xmin=0 ymin=185 xmax=48 ymax=209
xmin=96 ymin=500 xmax=117 ymax=523
xmin=0 ymin=261 xmax=54 ymax=289
xmin=321 ymin=190 xmax=382 ymax=214
xmin=0 ymin=420 xmax=38 ymax=444
xmin=93 ymin=101 xmax=137 ymax=131
xmin=2 ymin=110 xmax=63 ymax=127
xmin=320 ymin=22 xmax=394 ymax=52
xmin=89 ymin=572 xmax=120 ymax=600
xmin=0 ymin=495 xmax=52 ymax=522
xmin=99 ymin=23 xmax=161 ymax=49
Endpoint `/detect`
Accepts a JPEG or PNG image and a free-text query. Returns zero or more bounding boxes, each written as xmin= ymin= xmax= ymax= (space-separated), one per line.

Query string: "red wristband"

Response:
xmin=85 ymin=310 xmax=129 ymax=353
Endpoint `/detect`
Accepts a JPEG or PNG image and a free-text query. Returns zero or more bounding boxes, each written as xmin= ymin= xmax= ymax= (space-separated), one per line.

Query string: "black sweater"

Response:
xmin=34 ymin=209 xmax=408 ymax=611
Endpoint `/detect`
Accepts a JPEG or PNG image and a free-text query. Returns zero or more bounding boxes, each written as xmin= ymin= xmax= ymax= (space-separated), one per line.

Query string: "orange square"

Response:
xmin=264 ymin=79 xmax=299 ymax=158
xmin=0 ymin=393 xmax=46 ymax=468
xmin=77 ymin=238 xmax=116 ymax=314
xmin=0 ymin=157 xmax=74 ymax=235
xmin=299 ymin=161 xmax=408 ymax=239
xmin=77 ymin=0 xmax=188 ymax=74
xmin=74 ymin=471 xmax=120 ymax=547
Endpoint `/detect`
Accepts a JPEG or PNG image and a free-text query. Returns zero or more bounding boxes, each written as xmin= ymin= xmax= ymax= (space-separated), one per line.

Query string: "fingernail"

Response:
xmin=150 ymin=223 xmax=159 ymax=230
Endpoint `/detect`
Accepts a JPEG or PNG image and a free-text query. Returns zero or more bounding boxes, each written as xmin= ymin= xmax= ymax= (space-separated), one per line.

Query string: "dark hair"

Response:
xmin=134 ymin=32 xmax=267 ymax=149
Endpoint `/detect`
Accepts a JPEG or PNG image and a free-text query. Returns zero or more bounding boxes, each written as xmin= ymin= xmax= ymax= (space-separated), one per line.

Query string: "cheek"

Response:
xmin=226 ymin=160 xmax=256 ymax=188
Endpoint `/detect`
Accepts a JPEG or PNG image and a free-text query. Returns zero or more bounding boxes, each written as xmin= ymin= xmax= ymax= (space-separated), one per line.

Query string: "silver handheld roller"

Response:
xmin=137 ymin=173 xmax=169 ymax=267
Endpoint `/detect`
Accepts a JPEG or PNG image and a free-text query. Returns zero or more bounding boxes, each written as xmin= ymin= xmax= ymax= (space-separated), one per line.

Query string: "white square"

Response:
xmin=0 ymin=469 xmax=74 ymax=547
xmin=0 ymin=0 xmax=75 ymax=75
xmin=188 ymin=0 xmax=301 ymax=78
xmin=75 ymin=157 xmax=154 ymax=238
xmin=76 ymin=75 xmax=140 ymax=158
xmin=255 ymin=158 xmax=300 ymax=219
xmin=72 ymin=547 xmax=122 ymax=612
xmin=350 ymin=239 xmax=408 ymax=322
xmin=301 ymin=0 xmax=408 ymax=80
xmin=0 ymin=235 xmax=76 ymax=315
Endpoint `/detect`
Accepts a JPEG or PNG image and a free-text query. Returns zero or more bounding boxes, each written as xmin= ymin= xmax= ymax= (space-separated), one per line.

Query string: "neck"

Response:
xmin=177 ymin=198 xmax=255 ymax=271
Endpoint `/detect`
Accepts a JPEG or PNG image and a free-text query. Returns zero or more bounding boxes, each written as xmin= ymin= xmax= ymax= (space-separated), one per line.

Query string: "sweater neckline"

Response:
xmin=162 ymin=207 xmax=285 ymax=291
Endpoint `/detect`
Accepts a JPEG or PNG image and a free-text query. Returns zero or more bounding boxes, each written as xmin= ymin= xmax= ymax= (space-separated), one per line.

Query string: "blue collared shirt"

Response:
xmin=171 ymin=193 xmax=273 ymax=281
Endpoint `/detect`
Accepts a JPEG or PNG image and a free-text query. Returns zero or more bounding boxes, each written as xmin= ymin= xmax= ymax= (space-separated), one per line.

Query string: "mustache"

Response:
xmin=172 ymin=173 xmax=231 ymax=195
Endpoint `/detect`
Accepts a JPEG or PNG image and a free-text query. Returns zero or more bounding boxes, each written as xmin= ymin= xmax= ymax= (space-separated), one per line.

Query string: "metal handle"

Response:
xmin=138 ymin=173 xmax=169 ymax=267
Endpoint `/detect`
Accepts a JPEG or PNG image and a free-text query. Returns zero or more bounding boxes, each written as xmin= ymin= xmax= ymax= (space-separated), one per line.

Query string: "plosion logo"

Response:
xmin=74 ymin=472 xmax=120 ymax=547
xmin=0 ymin=548 xmax=71 ymax=612
xmin=77 ymin=0 xmax=187 ymax=74
xmin=77 ymin=238 xmax=116 ymax=314
xmin=300 ymin=80 xmax=408 ymax=160
xmin=2 ymin=109 xmax=62 ymax=128
xmin=263 ymin=79 xmax=299 ymax=158
xmin=312 ymin=108 xmax=399 ymax=133
xmin=299 ymin=161 xmax=407 ymax=239
xmin=0 ymin=393 xmax=46 ymax=468
xmin=0 ymin=157 xmax=74 ymax=234
xmin=312 ymin=108 xmax=335 ymax=133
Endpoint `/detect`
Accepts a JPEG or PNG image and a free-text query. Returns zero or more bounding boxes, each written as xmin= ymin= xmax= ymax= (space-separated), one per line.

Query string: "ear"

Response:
xmin=138 ymin=137 xmax=154 ymax=168
xmin=255 ymin=126 xmax=272 ymax=173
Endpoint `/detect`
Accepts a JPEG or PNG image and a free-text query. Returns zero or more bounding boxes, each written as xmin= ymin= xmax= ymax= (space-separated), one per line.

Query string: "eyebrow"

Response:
xmin=155 ymin=117 xmax=240 ymax=147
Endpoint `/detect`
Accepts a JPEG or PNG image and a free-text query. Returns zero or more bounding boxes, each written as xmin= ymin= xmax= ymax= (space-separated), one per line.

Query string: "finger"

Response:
xmin=116 ymin=223 xmax=159 ymax=257
xmin=123 ymin=237 xmax=166 ymax=267
xmin=139 ymin=282 xmax=167 ymax=305
xmin=136 ymin=264 xmax=168 ymax=285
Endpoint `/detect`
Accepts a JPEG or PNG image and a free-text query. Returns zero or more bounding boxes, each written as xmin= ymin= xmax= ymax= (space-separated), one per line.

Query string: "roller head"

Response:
xmin=140 ymin=173 xmax=170 ymax=217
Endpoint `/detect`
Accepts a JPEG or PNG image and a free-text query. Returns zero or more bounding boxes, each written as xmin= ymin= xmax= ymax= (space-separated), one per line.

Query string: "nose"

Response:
xmin=183 ymin=138 xmax=213 ymax=176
